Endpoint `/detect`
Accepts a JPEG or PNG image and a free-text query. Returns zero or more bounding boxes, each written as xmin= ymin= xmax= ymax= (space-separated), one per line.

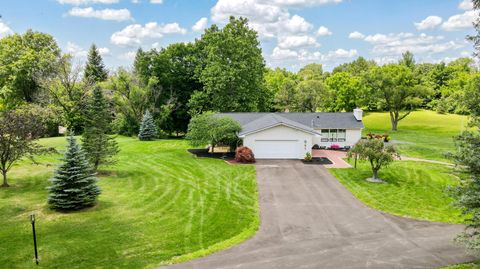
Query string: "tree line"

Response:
xmin=1 ymin=16 xmax=479 ymax=138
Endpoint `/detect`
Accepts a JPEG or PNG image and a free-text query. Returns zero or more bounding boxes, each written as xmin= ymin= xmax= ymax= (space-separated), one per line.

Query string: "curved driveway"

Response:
xmin=165 ymin=160 xmax=475 ymax=269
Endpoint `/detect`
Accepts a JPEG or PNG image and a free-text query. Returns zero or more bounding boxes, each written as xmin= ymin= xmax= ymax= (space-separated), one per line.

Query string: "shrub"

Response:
xmin=235 ymin=146 xmax=255 ymax=163
xmin=312 ymin=144 xmax=320 ymax=149
xmin=330 ymin=144 xmax=341 ymax=150
xmin=304 ymin=152 xmax=313 ymax=161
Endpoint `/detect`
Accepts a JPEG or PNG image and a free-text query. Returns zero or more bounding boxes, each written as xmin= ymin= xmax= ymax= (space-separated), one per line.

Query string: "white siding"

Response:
xmin=243 ymin=125 xmax=313 ymax=159
xmin=312 ymin=128 xmax=362 ymax=148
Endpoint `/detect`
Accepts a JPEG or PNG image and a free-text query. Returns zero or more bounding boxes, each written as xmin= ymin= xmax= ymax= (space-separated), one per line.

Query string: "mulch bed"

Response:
xmin=188 ymin=149 xmax=235 ymax=160
xmin=301 ymin=157 xmax=333 ymax=165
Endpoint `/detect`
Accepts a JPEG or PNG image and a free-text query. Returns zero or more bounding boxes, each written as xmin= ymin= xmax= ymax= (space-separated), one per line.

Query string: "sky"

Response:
xmin=0 ymin=0 xmax=477 ymax=71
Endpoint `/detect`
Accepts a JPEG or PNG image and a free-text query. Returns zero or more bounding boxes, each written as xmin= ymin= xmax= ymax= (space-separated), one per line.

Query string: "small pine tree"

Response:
xmin=82 ymin=86 xmax=119 ymax=171
xmin=138 ymin=110 xmax=157 ymax=141
xmin=48 ymin=134 xmax=100 ymax=211
xmin=84 ymin=44 xmax=108 ymax=83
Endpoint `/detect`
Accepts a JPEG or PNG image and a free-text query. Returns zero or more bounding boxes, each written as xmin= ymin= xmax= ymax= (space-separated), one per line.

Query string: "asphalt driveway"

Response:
xmin=164 ymin=160 xmax=475 ymax=269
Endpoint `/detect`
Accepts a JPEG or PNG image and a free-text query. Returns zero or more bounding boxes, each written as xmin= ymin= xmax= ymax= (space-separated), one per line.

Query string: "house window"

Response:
xmin=320 ymin=129 xmax=346 ymax=142
xmin=321 ymin=129 xmax=329 ymax=142
xmin=329 ymin=129 xmax=337 ymax=142
xmin=338 ymin=129 xmax=346 ymax=142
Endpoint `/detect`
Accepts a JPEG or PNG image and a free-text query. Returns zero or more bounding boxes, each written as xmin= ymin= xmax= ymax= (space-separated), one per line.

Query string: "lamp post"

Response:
xmin=30 ymin=214 xmax=39 ymax=265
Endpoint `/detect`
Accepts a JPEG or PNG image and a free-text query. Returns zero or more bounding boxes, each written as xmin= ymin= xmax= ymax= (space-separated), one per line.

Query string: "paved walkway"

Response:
xmin=312 ymin=149 xmax=351 ymax=168
xmin=163 ymin=160 xmax=474 ymax=269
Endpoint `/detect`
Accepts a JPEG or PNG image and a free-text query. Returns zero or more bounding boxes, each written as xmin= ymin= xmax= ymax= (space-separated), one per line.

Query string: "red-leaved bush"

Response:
xmin=235 ymin=146 xmax=256 ymax=163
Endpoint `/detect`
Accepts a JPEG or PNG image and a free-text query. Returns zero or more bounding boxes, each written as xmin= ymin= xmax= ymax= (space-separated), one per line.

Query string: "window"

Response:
xmin=321 ymin=129 xmax=329 ymax=142
xmin=329 ymin=129 xmax=337 ymax=142
xmin=338 ymin=129 xmax=346 ymax=142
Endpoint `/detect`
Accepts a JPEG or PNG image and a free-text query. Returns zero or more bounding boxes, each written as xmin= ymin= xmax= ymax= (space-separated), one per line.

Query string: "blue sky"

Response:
xmin=0 ymin=0 xmax=477 ymax=71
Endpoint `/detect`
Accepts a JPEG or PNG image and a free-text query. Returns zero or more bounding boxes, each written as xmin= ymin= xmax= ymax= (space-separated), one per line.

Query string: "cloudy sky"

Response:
xmin=0 ymin=0 xmax=477 ymax=71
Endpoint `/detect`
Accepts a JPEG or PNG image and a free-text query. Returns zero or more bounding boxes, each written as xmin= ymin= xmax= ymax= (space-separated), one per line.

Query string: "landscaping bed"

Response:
xmin=188 ymin=148 xmax=235 ymax=160
xmin=302 ymin=157 xmax=333 ymax=165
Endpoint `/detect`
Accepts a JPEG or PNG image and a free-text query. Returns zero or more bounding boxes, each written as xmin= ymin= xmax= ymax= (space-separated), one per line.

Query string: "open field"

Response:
xmin=0 ymin=137 xmax=259 ymax=268
xmin=330 ymin=161 xmax=464 ymax=224
xmin=363 ymin=110 xmax=468 ymax=162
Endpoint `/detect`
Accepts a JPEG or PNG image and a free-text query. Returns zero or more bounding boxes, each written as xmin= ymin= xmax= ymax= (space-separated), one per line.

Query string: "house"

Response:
xmin=219 ymin=109 xmax=364 ymax=159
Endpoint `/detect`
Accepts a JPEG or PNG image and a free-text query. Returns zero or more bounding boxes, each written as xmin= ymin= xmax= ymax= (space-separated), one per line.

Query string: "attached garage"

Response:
xmin=241 ymin=123 xmax=316 ymax=159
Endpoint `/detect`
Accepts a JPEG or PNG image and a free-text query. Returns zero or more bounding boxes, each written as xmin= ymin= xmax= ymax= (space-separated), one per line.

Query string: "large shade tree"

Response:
xmin=189 ymin=16 xmax=266 ymax=114
xmin=0 ymin=30 xmax=61 ymax=108
xmin=367 ymin=63 xmax=427 ymax=131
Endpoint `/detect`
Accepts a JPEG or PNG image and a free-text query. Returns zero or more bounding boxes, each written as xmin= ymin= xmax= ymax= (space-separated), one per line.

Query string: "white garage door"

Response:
xmin=252 ymin=140 xmax=301 ymax=159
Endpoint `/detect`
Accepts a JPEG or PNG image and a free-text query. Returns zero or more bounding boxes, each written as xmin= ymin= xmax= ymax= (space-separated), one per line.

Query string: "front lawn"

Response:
xmin=363 ymin=110 xmax=467 ymax=162
xmin=0 ymin=136 xmax=259 ymax=268
xmin=330 ymin=161 xmax=464 ymax=224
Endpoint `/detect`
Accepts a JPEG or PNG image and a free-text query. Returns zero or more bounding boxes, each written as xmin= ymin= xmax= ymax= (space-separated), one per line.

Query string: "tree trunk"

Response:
xmin=1 ymin=171 xmax=9 ymax=187
xmin=354 ymin=154 xmax=357 ymax=168
xmin=389 ymin=111 xmax=398 ymax=131
xmin=211 ymin=142 xmax=215 ymax=153
xmin=372 ymin=168 xmax=378 ymax=180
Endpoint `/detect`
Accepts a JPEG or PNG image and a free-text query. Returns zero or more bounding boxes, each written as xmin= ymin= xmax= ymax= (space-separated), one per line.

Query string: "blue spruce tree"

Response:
xmin=48 ymin=134 xmax=101 ymax=211
xmin=138 ymin=110 xmax=157 ymax=141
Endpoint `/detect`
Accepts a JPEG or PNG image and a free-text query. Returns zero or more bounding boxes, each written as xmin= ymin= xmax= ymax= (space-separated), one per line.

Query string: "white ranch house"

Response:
xmin=220 ymin=109 xmax=364 ymax=159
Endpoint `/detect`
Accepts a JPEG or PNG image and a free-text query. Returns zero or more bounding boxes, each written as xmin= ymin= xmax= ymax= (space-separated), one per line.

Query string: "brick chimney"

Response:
xmin=353 ymin=108 xmax=363 ymax=121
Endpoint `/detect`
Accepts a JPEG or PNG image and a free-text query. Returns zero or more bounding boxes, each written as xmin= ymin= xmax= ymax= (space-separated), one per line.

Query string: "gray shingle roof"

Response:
xmin=237 ymin=113 xmax=321 ymax=136
xmin=218 ymin=112 xmax=364 ymax=135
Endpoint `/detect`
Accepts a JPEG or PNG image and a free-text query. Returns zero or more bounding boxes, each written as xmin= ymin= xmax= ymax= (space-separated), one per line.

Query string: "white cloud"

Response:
xmin=278 ymin=35 xmax=319 ymax=49
xmin=68 ymin=7 xmax=132 ymax=21
xmin=459 ymin=0 xmax=473 ymax=10
xmin=150 ymin=0 xmax=163 ymax=3
xmin=414 ymin=16 xmax=442 ymax=30
xmin=348 ymin=31 xmax=365 ymax=39
xmin=359 ymin=32 xmax=467 ymax=56
xmin=58 ymin=0 xmax=119 ymax=5
xmin=259 ymin=0 xmax=342 ymax=7
xmin=119 ymin=51 xmax=136 ymax=61
xmin=328 ymin=48 xmax=357 ymax=58
xmin=316 ymin=26 xmax=331 ymax=36
xmin=282 ymin=14 xmax=313 ymax=32
xmin=192 ymin=17 xmax=208 ymax=32
xmin=210 ymin=0 xmax=314 ymax=40
xmin=441 ymin=10 xmax=477 ymax=31
xmin=271 ymin=47 xmax=298 ymax=60
xmin=0 ymin=21 xmax=13 ymax=37
xmin=66 ymin=42 xmax=88 ymax=58
xmin=98 ymin=47 xmax=111 ymax=56
xmin=111 ymin=22 xmax=187 ymax=46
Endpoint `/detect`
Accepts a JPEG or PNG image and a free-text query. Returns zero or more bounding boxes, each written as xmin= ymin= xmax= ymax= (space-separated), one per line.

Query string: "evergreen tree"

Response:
xmin=82 ymin=86 xmax=119 ymax=170
xmin=84 ymin=44 xmax=108 ymax=83
xmin=138 ymin=110 xmax=157 ymax=140
xmin=48 ymin=134 xmax=100 ymax=211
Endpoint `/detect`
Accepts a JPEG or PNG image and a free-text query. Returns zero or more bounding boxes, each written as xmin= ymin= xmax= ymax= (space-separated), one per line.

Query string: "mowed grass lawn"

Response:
xmin=0 ymin=136 xmax=259 ymax=268
xmin=363 ymin=110 xmax=468 ymax=162
xmin=330 ymin=161 xmax=464 ymax=224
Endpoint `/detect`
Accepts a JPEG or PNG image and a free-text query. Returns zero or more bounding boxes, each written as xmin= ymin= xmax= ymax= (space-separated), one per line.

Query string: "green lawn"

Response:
xmin=363 ymin=110 xmax=468 ymax=162
xmin=330 ymin=161 xmax=464 ymax=224
xmin=442 ymin=262 xmax=480 ymax=269
xmin=0 ymin=136 xmax=259 ymax=268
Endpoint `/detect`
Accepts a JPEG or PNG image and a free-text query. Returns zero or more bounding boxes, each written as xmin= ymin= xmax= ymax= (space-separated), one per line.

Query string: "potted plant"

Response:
xmin=304 ymin=152 xmax=313 ymax=162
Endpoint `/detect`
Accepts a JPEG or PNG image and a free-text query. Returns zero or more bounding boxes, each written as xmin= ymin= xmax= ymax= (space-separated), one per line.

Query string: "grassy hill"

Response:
xmin=363 ymin=110 xmax=468 ymax=162
xmin=0 ymin=137 xmax=259 ymax=268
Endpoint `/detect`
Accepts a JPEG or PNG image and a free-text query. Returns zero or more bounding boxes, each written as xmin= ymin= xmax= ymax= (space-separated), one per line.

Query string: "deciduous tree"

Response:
xmin=0 ymin=30 xmax=61 ymax=107
xmin=0 ymin=108 xmax=51 ymax=187
xmin=348 ymin=139 xmax=399 ymax=182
